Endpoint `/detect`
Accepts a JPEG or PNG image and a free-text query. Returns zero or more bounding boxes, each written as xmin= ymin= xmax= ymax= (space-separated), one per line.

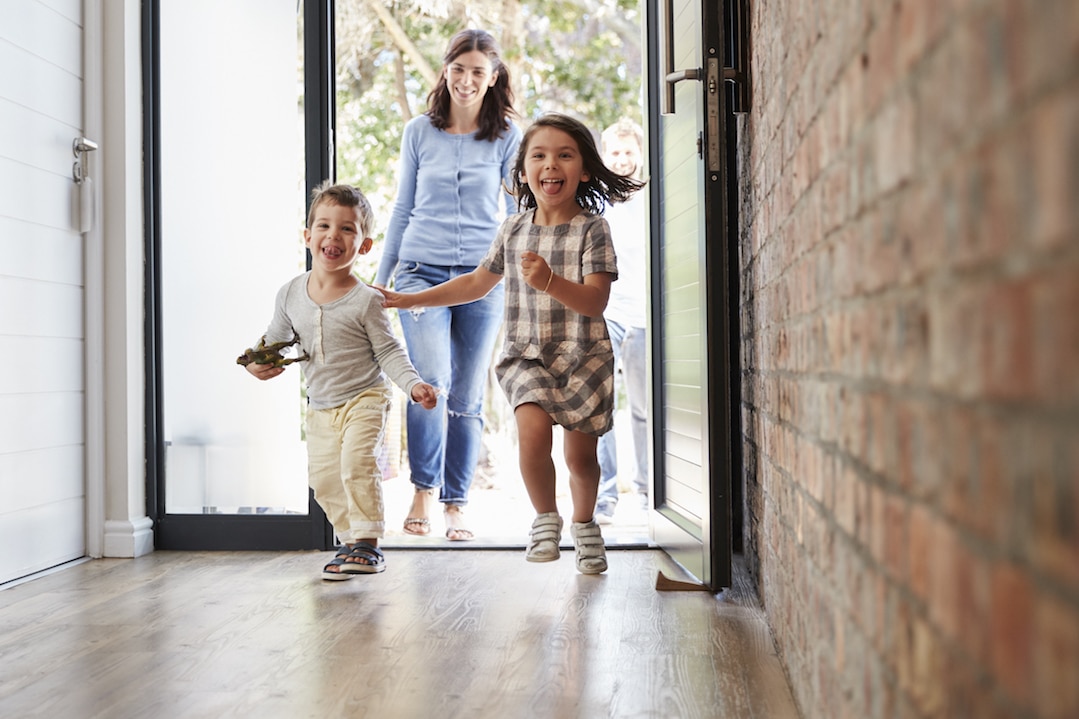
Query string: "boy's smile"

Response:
xmin=304 ymin=201 xmax=371 ymax=273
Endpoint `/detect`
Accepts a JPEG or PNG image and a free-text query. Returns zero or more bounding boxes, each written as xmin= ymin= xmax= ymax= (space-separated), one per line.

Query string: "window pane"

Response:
xmin=160 ymin=0 xmax=307 ymax=514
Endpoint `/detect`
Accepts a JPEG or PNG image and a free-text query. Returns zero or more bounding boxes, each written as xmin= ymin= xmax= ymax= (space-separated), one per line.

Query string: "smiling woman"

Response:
xmin=372 ymin=29 xmax=522 ymax=543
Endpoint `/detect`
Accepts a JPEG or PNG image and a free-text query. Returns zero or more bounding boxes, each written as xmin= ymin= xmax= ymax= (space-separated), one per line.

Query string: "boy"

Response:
xmin=244 ymin=181 xmax=438 ymax=579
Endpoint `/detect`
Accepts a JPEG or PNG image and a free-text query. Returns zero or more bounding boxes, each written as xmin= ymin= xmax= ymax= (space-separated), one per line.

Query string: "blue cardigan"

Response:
xmin=375 ymin=114 xmax=522 ymax=286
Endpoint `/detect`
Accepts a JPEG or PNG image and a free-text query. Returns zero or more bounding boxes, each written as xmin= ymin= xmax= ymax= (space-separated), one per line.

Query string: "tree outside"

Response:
xmin=328 ymin=0 xmax=644 ymax=277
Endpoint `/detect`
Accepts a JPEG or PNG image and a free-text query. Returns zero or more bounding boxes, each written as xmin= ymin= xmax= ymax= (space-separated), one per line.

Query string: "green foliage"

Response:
xmin=333 ymin=0 xmax=644 ymax=262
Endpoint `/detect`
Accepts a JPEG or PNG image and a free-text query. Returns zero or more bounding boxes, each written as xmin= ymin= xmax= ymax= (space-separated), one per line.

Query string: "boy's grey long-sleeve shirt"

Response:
xmin=263 ymin=273 xmax=423 ymax=410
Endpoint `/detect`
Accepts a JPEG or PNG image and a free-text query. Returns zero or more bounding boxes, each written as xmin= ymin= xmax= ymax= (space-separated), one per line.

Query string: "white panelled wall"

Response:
xmin=0 ymin=0 xmax=151 ymax=586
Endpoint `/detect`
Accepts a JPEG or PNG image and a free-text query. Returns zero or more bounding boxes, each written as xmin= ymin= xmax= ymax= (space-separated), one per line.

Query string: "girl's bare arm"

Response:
xmin=546 ymin=271 xmax=612 ymax=318
xmin=376 ymin=267 xmax=502 ymax=309
xmin=520 ymin=251 xmax=612 ymax=318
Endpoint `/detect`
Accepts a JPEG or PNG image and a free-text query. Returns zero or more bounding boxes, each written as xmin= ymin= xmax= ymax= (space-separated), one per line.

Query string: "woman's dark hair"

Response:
xmin=425 ymin=29 xmax=517 ymax=142
xmin=511 ymin=113 xmax=646 ymax=215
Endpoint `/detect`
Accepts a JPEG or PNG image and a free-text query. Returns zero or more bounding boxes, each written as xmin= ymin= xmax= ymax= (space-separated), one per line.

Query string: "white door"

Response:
xmin=0 ymin=0 xmax=91 ymax=584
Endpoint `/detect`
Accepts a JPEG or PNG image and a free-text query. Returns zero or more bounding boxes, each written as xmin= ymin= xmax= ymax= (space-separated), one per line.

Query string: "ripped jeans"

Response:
xmin=392 ymin=261 xmax=505 ymax=506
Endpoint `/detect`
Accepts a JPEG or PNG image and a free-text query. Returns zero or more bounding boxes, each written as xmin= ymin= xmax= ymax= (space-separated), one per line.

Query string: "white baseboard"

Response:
xmin=103 ymin=516 xmax=155 ymax=558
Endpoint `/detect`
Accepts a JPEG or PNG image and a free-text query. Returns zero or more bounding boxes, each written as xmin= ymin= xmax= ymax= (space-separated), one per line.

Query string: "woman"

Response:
xmin=375 ymin=29 xmax=521 ymax=540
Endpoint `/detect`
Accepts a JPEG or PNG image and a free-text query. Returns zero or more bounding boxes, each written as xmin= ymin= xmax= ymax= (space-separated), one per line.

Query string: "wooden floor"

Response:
xmin=0 ymin=549 xmax=800 ymax=719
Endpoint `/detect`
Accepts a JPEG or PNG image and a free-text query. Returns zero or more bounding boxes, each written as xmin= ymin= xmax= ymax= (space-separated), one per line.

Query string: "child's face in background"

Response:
xmin=304 ymin=201 xmax=370 ymax=273
xmin=522 ymin=126 xmax=591 ymax=219
xmin=603 ymin=133 xmax=642 ymax=180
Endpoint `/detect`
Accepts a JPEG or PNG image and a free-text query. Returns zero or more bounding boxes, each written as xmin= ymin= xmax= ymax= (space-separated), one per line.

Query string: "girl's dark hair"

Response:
xmin=511 ymin=113 xmax=646 ymax=215
xmin=425 ymin=29 xmax=517 ymax=142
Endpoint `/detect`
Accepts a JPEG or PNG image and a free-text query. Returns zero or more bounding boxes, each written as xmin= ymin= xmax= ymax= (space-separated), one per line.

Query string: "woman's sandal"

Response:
xmin=403 ymin=488 xmax=436 ymax=536
xmin=341 ymin=541 xmax=386 ymax=574
xmin=322 ymin=545 xmax=355 ymax=581
xmin=402 ymin=517 xmax=430 ymax=535
xmin=570 ymin=520 xmax=608 ymax=574
xmin=444 ymin=505 xmax=475 ymax=541
xmin=526 ymin=512 xmax=564 ymax=562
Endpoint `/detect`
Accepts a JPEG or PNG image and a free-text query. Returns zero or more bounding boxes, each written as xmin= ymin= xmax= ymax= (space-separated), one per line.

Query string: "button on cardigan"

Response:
xmin=375 ymin=114 xmax=522 ymax=286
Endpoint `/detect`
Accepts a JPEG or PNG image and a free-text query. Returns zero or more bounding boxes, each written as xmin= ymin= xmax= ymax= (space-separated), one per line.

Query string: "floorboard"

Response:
xmin=0 ymin=550 xmax=800 ymax=719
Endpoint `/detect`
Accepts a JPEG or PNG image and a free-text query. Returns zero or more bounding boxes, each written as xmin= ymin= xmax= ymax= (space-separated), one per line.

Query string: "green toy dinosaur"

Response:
xmin=236 ymin=335 xmax=310 ymax=368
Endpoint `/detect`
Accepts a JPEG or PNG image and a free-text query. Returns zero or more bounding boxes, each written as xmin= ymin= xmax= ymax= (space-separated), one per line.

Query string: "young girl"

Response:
xmin=378 ymin=113 xmax=644 ymax=574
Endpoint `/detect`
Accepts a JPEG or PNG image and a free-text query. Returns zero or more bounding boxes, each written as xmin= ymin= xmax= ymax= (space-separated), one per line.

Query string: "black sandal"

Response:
xmin=321 ymin=546 xmax=355 ymax=581
xmin=341 ymin=542 xmax=386 ymax=574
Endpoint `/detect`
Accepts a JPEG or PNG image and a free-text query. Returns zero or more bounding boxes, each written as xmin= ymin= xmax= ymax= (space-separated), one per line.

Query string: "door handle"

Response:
xmin=72 ymin=136 xmax=99 ymax=184
xmin=665 ymin=67 xmax=703 ymax=116
xmin=72 ymin=137 xmax=99 ymax=232
xmin=660 ymin=0 xmax=702 ymax=115
xmin=661 ymin=0 xmax=751 ymax=115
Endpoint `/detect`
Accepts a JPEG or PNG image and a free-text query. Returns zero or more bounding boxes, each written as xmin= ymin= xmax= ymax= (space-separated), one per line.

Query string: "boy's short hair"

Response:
xmin=307 ymin=180 xmax=374 ymax=236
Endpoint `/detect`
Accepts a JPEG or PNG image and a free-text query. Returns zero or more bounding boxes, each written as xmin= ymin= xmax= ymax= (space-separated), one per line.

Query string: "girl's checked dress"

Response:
xmin=480 ymin=209 xmax=618 ymax=436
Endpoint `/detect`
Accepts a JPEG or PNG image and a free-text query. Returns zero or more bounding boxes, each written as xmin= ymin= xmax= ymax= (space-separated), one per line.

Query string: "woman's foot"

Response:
xmin=444 ymin=505 xmax=474 ymax=541
xmin=403 ymin=487 xmax=437 ymax=535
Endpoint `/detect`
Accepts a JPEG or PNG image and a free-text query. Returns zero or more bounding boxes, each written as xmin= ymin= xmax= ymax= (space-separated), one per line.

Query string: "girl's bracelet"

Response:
xmin=543 ymin=270 xmax=555 ymax=293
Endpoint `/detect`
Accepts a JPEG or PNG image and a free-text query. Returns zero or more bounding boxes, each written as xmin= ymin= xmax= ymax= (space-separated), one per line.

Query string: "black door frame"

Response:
xmin=644 ymin=0 xmax=743 ymax=590
xmin=144 ymin=0 xmax=334 ymax=550
xmin=143 ymin=0 xmax=740 ymax=557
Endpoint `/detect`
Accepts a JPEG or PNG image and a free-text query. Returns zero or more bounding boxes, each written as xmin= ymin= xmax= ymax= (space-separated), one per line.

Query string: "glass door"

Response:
xmin=150 ymin=0 xmax=331 ymax=549
xmin=646 ymin=0 xmax=735 ymax=589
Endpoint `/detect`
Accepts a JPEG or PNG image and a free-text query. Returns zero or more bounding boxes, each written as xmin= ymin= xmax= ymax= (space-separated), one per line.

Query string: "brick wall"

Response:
xmin=738 ymin=0 xmax=1078 ymax=717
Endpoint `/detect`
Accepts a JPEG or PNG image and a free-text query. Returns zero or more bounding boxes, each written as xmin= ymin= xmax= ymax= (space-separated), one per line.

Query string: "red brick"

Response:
xmin=989 ymin=562 xmax=1034 ymax=704
xmin=835 ymin=464 xmax=857 ymax=538
xmin=974 ymin=137 xmax=1025 ymax=266
xmin=1025 ymin=425 xmax=1079 ymax=588
xmin=855 ymin=467 xmax=873 ymax=548
xmin=863 ymin=8 xmax=899 ymax=115
xmin=954 ymin=543 xmax=991 ymax=666
xmin=884 ymin=494 xmax=909 ymax=582
xmin=979 ymin=277 xmax=1036 ymax=401
xmin=928 ymin=520 xmax=961 ymax=640
xmin=870 ymin=483 xmax=888 ymax=568
xmin=928 ymin=284 xmax=972 ymax=396
xmin=1033 ymin=591 xmax=1079 ymax=718
xmin=1032 ymin=266 xmax=1079 ymax=405
xmin=1026 ymin=78 xmax=1078 ymax=252
xmin=941 ymin=406 xmax=974 ymax=526
xmin=909 ymin=615 xmax=946 ymax=717
xmin=908 ymin=503 xmax=933 ymax=603
xmin=969 ymin=414 xmax=1011 ymax=544
xmin=876 ymin=95 xmax=915 ymax=194
xmin=896 ymin=0 xmax=930 ymax=74
xmin=892 ymin=595 xmax=914 ymax=693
